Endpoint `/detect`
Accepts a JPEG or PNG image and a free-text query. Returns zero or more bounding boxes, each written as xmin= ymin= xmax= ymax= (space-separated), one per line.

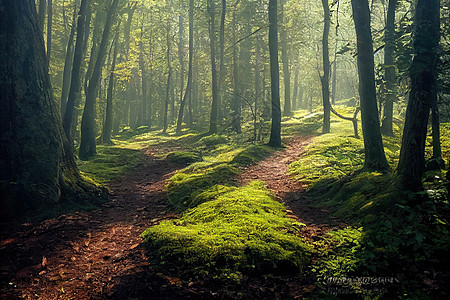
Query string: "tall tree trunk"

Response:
xmin=380 ymin=0 xmax=397 ymax=136
xmin=163 ymin=20 xmax=172 ymax=134
xmin=268 ymin=0 xmax=282 ymax=147
xmin=254 ymin=35 xmax=261 ymax=141
xmin=60 ymin=0 xmax=79 ymax=117
xmin=102 ymin=28 xmax=119 ymax=145
xmin=208 ymin=0 xmax=219 ymax=135
xmin=321 ymin=0 xmax=331 ymax=134
xmin=280 ymin=0 xmax=291 ymax=117
xmin=62 ymin=0 xmax=89 ymax=140
xmin=292 ymin=68 xmax=299 ymax=111
xmin=46 ymin=0 xmax=52 ymax=62
xmin=0 ymin=0 xmax=105 ymax=220
xmin=351 ymin=0 xmax=389 ymax=172
xmin=79 ymin=0 xmax=120 ymax=160
xmin=177 ymin=0 xmax=194 ymax=134
xmin=331 ymin=46 xmax=337 ymax=105
xmin=139 ymin=16 xmax=148 ymax=127
xmin=231 ymin=0 xmax=241 ymax=133
xmin=397 ymin=0 xmax=440 ymax=191
xmin=38 ymin=0 xmax=46 ymax=33
xmin=217 ymin=0 xmax=226 ymax=124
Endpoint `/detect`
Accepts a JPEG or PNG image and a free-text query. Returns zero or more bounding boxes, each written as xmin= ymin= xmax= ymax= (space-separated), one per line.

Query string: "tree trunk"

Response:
xmin=62 ymin=0 xmax=89 ymax=140
xmin=177 ymin=0 xmax=194 ymax=135
xmin=79 ymin=0 xmax=119 ymax=160
xmin=231 ymin=1 xmax=241 ymax=133
xmin=102 ymin=28 xmax=119 ymax=144
xmin=351 ymin=0 xmax=389 ymax=172
xmin=0 ymin=0 xmax=105 ymax=220
xmin=380 ymin=0 xmax=397 ymax=136
xmin=268 ymin=0 xmax=282 ymax=147
xmin=280 ymin=0 xmax=291 ymax=117
xmin=321 ymin=0 xmax=331 ymax=134
xmin=60 ymin=0 xmax=79 ymax=117
xmin=255 ymin=35 xmax=261 ymax=141
xmin=217 ymin=0 xmax=226 ymax=124
xmin=139 ymin=16 xmax=148 ymax=127
xmin=397 ymin=0 xmax=440 ymax=190
xmin=292 ymin=68 xmax=299 ymax=111
xmin=208 ymin=0 xmax=219 ymax=135
xmin=163 ymin=20 xmax=172 ymax=134
xmin=38 ymin=0 xmax=46 ymax=33
xmin=46 ymin=0 xmax=52 ymax=62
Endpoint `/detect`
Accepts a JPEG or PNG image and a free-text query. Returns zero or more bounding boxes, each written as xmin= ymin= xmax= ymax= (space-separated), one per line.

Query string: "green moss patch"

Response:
xmin=166 ymin=164 xmax=240 ymax=210
xmin=231 ymin=145 xmax=274 ymax=166
xmin=77 ymin=146 xmax=146 ymax=184
xmin=165 ymin=151 xmax=202 ymax=165
xmin=142 ymin=181 xmax=312 ymax=282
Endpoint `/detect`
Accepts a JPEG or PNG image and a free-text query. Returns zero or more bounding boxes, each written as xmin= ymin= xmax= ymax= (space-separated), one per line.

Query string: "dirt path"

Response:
xmin=0 ymin=151 xmax=186 ymax=299
xmin=0 ymin=135 xmax=340 ymax=299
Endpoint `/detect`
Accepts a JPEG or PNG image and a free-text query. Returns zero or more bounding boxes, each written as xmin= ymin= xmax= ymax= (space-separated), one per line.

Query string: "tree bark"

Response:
xmin=101 ymin=28 xmax=120 ymax=144
xmin=280 ymin=0 xmax=291 ymax=117
xmin=321 ymin=0 xmax=331 ymax=133
xmin=208 ymin=0 xmax=219 ymax=135
xmin=397 ymin=0 xmax=440 ymax=190
xmin=217 ymin=0 xmax=226 ymax=123
xmin=231 ymin=0 xmax=241 ymax=133
xmin=62 ymin=0 xmax=89 ymax=140
xmin=292 ymin=69 xmax=299 ymax=111
xmin=268 ymin=0 xmax=282 ymax=147
xmin=380 ymin=0 xmax=397 ymax=136
xmin=351 ymin=0 xmax=389 ymax=172
xmin=60 ymin=0 xmax=79 ymax=117
xmin=163 ymin=20 xmax=172 ymax=134
xmin=46 ymin=0 xmax=52 ymax=62
xmin=0 ymin=0 xmax=105 ymax=220
xmin=79 ymin=0 xmax=120 ymax=160
xmin=38 ymin=0 xmax=46 ymax=33
xmin=177 ymin=0 xmax=194 ymax=134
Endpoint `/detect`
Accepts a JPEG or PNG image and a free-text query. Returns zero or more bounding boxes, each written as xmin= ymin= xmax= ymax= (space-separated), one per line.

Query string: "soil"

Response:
xmin=0 ymin=136 xmax=341 ymax=300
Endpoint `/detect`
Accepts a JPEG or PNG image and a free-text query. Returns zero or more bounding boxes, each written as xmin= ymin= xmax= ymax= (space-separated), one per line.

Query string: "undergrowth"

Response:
xmin=289 ymin=121 xmax=450 ymax=298
xmin=142 ymin=181 xmax=312 ymax=283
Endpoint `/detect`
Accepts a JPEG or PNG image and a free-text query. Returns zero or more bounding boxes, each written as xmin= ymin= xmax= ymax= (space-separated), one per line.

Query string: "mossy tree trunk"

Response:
xmin=268 ymin=0 xmax=282 ymax=147
xmin=351 ymin=0 xmax=390 ymax=172
xmin=208 ymin=0 xmax=219 ymax=135
xmin=0 ymin=0 xmax=105 ymax=220
xmin=397 ymin=0 xmax=440 ymax=190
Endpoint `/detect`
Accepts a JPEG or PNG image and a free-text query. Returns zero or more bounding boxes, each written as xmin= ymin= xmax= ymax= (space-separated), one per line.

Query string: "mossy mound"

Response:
xmin=77 ymin=146 xmax=146 ymax=184
xmin=231 ymin=145 xmax=274 ymax=167
xmin=165 ymin=151 xmax=202 ymax=165
xmin=289 ymin=135 xmax=365 ymax=184
xmin=167 ymin=164 xmax=240 ymax=210
xmin=195 ymin=134 xmax=228 ymax=150
xmin=142 ymin=181 xmax=312 ymax=282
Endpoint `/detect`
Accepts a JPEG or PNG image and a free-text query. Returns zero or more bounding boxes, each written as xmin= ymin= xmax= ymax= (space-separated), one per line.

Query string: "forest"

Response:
xmin=0 ymin=0 xmax=449 ymax=298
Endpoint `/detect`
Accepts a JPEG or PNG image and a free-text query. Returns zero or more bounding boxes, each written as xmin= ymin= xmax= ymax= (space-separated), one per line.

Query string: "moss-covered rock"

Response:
xmin=231 ymin=145 xmax=274 ymax=167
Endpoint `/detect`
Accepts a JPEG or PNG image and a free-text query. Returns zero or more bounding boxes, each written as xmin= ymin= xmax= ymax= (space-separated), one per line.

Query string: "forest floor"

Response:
xmin=0 ymin=135 xmax=343 ymax=299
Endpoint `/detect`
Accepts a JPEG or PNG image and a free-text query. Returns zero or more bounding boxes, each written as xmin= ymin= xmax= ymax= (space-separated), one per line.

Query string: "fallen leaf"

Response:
xmin=130 ymin=243 xmax=140 ymax=250
xmin=41 ymin=257 xmax=47 ymax=267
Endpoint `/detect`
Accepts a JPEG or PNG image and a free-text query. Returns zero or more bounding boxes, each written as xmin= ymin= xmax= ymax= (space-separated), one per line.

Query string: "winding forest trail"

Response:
xmin=0 ymin=135 xmax=341 ymax=299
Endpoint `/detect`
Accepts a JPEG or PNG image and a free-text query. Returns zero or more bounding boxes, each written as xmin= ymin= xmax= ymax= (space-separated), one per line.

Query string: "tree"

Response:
xmin=79 ymin=0 xmax=120 ymax=160
xmin=280 ymin=0 xmax=291 ymax=117
xmin=321 ymin=0 xmax=331 ymax=133
xmin=397 ymin=0 xmax=440 ymax=191
xmin=0 ymin=0 xmax=104 ymax=220
xmin=351 ymin=0 xmax=389 ymax=172
xmin=208 ymin=0 xmax=219 ymax=135
xmin=268 ymin=0 xmax=282 ymax=147
xmin=47 ymin=0 xmax=52 ymax=62
xmin=62 ymin=0 xmax=90 ymax=140
xmin=380 ymin=0 xmax=397 ymax=136
xmin=163 ymin=17 xmax=172 ymax=134
xmin=177 ymin=0 xmax=194 ymax=135
xmin=231 ymin=0 xmax=241 ymax=133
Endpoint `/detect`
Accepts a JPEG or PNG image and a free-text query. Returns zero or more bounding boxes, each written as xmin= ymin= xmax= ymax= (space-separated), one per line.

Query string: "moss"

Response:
xmin=77 ymin=146 xmax=146 ymax=184
xmin=165 ymin=151 xmax=202 ymax=165
xmin=231 ymin=145 xmax=274 ymax=167
xmin=142 ymin=181 xmax=312 ymax=282
xmin=195 ymin=134 xmax=228 ymax=150
xmin=167 ymin=164 xmax=240 ymax=210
